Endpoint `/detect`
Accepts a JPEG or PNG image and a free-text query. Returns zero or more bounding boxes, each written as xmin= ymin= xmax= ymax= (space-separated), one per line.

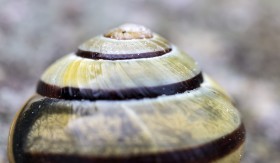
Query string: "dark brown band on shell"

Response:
xmin=20 ymin=122 xmax=245 ymax=163
xmin=36 ymin=72 xmax=203 ymax=101
xmin=76 ymin=48 xmax=172 ymax=60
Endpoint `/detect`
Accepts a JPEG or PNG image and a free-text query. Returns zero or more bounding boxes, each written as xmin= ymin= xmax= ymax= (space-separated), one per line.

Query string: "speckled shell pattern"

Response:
xmin=8 ymin=24 xmax=245 ymax=163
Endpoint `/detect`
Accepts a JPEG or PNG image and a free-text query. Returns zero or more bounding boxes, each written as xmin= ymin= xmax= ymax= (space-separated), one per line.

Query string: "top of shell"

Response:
xmin=77 ymin=23 xmax=171 ymax=56
xmin=37 ymin=23 xmax=202 ymax=101
xmin=104 ymin=23 xmax=153 ymax=40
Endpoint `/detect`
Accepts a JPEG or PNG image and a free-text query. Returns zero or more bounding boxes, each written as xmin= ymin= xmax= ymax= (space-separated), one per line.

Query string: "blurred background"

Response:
xmin=0 ymin=0 xmax=280 ymax=162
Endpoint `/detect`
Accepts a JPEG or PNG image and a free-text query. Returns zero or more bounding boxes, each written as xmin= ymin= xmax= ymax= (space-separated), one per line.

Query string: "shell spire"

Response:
xmin=36 ymin=24 xmax=202 ymax=101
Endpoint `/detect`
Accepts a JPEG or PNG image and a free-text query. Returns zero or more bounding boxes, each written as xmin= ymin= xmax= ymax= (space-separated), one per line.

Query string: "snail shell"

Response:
xmin=8 ymin=24 xmax=245 ymax=163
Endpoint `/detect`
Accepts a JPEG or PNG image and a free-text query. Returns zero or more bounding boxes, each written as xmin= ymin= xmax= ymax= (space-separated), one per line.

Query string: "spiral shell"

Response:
xmin=8 ymin=24 xmax=245 ymax=163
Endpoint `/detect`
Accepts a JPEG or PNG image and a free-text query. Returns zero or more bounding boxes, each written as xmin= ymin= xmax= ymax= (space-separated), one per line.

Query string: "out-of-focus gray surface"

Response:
xmin=1 ymin=0 xmax=280 ymax=162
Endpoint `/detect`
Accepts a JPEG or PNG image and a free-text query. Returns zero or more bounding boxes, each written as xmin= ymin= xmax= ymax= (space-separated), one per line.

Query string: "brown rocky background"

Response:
xmin=0 ymin=0 xmax=280 ymax=162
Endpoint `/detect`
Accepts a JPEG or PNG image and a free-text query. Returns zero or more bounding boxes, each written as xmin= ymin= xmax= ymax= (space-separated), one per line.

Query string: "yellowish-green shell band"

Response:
xmin=40 ymin=46 xmax=199 ymax=89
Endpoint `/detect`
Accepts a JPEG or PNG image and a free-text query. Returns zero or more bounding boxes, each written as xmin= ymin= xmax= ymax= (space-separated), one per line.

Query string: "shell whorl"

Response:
xmin=77 ymin=23 xmax=171 ymax=60
xmin=37 ymin=24 xmax=202 ymax=101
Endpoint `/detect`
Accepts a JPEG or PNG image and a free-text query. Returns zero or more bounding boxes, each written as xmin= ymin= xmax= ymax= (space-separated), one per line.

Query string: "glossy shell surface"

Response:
xmin=8 ymin=24 xmax=245 ymax=163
